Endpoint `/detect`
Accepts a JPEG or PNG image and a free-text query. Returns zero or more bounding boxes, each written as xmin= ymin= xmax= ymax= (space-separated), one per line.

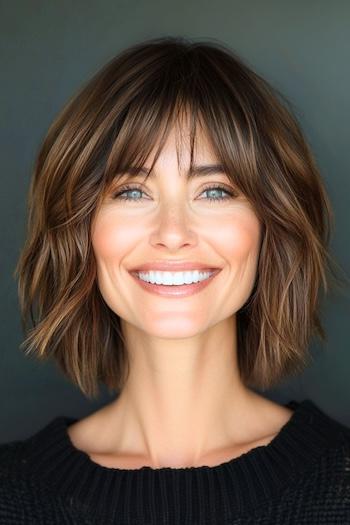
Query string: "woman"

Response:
xmin=1 ymin=36 xmax=349 ymax=524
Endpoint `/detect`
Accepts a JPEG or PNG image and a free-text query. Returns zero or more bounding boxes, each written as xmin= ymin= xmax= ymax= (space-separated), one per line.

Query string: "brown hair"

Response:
xmin=14 ymin=36 xmax=348 ymax=399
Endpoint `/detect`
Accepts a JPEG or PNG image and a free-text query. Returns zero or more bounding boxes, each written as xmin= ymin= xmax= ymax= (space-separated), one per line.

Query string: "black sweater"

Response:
xmin=0 ymin=399 xmax=349 ymax=524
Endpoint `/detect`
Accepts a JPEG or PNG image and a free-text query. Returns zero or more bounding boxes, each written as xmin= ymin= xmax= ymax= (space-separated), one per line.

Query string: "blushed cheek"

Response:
xmin=212 ymin=211 xmax=261 ymax=264
xmin=91 ymin=213 xmax=140 ymax=264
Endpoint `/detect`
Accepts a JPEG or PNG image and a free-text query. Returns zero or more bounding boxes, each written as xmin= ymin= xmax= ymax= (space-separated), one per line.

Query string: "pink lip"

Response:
xmin=129 ymin=261 xmax=221 ymax=272
xmin=129 ymin=268 xmax=222 ymax=297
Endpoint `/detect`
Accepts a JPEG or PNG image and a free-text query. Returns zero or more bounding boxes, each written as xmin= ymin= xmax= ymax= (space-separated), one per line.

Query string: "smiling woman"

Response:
xmin=2 ymin=36 xmax=350 ymax=524
xmin=14 ymin=36 xmax=345 ymax=397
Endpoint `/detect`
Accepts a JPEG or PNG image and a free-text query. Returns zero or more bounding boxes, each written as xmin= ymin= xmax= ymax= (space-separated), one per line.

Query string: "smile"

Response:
xmin=134 ymin=270 xmax=215 ymax=286
xmin=129 ymin=268 xmax=222 ymax=297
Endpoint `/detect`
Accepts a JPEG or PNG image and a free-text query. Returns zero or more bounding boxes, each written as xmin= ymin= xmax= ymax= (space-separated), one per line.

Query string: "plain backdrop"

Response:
xmin=1 ymin=0 xmax=349 ymax=442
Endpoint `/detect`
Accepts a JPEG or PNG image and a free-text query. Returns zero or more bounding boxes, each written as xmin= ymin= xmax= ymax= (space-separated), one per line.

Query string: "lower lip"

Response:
xmin=129 ymin=269 xmax=222 ymax=297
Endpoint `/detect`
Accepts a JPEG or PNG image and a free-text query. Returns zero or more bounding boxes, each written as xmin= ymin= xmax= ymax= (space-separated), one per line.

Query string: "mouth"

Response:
xmin=130 ymin=268 xmax=219 ymax=279
xmin=128 ymin=268 xmax=222 ymax=297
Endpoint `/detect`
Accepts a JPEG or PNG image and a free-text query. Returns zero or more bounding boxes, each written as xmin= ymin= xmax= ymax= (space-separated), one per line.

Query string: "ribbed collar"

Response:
xmin=22 ymin=399 xmax=344 ymax=524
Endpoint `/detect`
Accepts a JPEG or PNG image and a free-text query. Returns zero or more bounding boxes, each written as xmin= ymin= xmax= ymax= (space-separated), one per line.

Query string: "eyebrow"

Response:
xmin=120 ymin=164 xmax=227 ymax=178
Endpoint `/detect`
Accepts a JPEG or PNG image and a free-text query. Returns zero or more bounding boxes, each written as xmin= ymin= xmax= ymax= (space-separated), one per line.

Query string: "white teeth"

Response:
xmin=136 ymin=270 xmax=214 ymax=285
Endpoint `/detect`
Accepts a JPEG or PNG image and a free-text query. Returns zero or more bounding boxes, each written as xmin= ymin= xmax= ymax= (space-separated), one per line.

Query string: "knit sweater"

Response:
xmin=0 ymin=399 xmax=349 ymax=524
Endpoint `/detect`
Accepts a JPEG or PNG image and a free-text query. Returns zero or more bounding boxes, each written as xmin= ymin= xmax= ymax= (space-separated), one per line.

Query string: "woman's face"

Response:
xmin=91 ymin=123 xmax=262 ymax=340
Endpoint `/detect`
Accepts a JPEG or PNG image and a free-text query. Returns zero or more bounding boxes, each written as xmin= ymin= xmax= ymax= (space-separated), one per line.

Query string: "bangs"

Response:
xmin=99 ymin=43 xmax=261 ymax=202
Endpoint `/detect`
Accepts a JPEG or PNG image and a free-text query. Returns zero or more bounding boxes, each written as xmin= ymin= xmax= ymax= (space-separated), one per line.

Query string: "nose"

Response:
xmin=149 ymin=202 xmax=198 ymax=251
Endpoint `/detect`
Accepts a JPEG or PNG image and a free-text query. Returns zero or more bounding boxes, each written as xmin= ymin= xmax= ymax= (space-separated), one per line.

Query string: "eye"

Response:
xmin=200 ymin=184 xmax=236 ymax=202
xmin=111 ymin=184 xmax=238 ymax=203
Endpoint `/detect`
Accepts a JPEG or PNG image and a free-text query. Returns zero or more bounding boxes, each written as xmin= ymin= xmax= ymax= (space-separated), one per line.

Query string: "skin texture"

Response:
xmin=68 ymin=119 xmax=294 ymax=469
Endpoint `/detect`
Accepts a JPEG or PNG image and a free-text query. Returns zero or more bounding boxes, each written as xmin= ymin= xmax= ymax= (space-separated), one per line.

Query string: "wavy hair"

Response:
xmin=14 ymin=36 xmax=348 ymax=399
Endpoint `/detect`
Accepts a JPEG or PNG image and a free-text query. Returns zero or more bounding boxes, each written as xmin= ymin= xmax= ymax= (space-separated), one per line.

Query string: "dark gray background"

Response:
xmin=1 ymin=0 xmax=349 ymax=442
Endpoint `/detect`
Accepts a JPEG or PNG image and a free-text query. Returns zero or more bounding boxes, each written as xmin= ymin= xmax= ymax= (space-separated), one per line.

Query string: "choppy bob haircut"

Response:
xmin=14 ymin=36 xmax=348 ymax=399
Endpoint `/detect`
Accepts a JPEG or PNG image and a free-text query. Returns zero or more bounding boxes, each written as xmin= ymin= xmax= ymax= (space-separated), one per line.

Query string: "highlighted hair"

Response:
xmin=14 ymin=36 xmax=348 ymax=398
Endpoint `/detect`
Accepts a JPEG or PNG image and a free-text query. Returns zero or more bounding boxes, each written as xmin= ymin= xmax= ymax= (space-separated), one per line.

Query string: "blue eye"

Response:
xmin=112 ymin=185 xmax=236 ymax=203
xmin=203 ymin=187 xmax=234 ymax=202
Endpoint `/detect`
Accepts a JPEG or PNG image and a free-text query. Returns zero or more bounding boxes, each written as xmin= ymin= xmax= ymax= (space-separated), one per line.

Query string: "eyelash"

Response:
xmin=111 ymin=184 xmax=237 ymax=203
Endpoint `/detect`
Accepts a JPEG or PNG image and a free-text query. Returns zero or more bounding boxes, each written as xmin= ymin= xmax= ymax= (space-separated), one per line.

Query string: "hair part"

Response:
xmin=14 ymin=36 xmax=349 ymax=399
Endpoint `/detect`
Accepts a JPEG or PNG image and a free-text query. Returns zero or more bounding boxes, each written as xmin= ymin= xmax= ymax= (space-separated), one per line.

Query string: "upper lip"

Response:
xmin=129 ymin=261 xmax=221 ymax=272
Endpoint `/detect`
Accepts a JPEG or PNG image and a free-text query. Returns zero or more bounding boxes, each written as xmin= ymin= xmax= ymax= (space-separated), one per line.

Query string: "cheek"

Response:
xmin=91 ymin=212 xmax=140 ymax=261
xmin=211 ymin=210 xmax=261 ymax=262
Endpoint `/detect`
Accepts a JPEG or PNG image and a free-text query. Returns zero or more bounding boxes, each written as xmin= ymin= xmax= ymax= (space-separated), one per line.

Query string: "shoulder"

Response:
xmin=307 ymin=400 xmax=350 ymax=463
xmin=288 ymin=404 xmax=350 ymax=516
xmin=0 ymin=437 xmax=28 ymax=479
xmin=252 ymin=403 xmax=350 ymax=523
xmin=297 ymin=430 xmax=350 ymax=516
xmin=319 ymin=404 xmax=350 ymax=451
xmin=327 ymin=414 xmax=350 ymax=463
xmin=0 ymin=438 xmax=41 ymax=522
xmin=0 ymin=432 xmax=52 ymax=488
xmin=0 ymin=423 xmax=90 ymax=524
